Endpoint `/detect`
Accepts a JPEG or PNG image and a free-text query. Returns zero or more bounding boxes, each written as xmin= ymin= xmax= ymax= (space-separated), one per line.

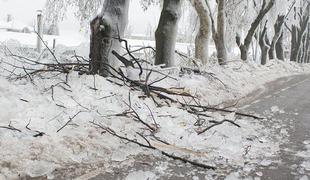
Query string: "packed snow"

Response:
xmin=0 ymin=40 xmax=310 ymax=179
xmin=296 ymin=141 xmax=310 ymax=173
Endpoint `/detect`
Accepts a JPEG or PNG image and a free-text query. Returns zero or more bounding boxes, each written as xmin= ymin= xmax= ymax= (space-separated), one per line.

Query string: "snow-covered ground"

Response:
xmin=0 ymin=42 xmax=310 ymax=179
xmin=0 ymin=31 xmax=218 ymax=56
xmin=0 ymin=31 xmax=87 ymax=48
xmin=297 ymin=141 xmax=310 ymax=174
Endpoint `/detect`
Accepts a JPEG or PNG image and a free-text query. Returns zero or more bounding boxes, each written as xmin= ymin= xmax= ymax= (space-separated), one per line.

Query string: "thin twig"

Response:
xmin=57 ymin=111 xmax=83 ymax=132
xmin=198 ymin=119 xmax=241 ymax=135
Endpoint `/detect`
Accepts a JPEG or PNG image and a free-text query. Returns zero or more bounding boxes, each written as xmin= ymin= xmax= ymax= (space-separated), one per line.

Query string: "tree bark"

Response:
xmin=155 ymin=0 xmax=182 ymax=67
xmin=257 ymin=22 xmax=270 ymax=65
xmin=236 ymin=0 xmax=275 ymax=61
xmin=190 ymin=0 xmax=211 ymax=65
xmin=89 ymin=0 xmax=129 ymax=76
xmin=299 ymin=30 xmax=307 ymax=63
xmin=304 ymin=24 xmax=310 ymax=63
xmin=214 ymin=0 xmax=227 ymax=64
xmin=269 ymin=15 xmax=285 ymax=60
xmin=275 ymin=32 xmax=284 ymax=60
xmin=290 ymin=5 xmax=309 ymax=62
xmin=290 ymin=25 xmax=298 ymax=62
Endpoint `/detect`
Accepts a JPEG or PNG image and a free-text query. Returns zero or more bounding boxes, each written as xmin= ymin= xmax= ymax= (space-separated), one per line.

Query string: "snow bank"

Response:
xmin=0 ymin=45 xmax=309 ymax=179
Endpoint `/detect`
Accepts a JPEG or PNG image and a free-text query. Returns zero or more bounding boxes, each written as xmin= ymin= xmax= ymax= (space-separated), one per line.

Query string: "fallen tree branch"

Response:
xmin=57 ymin=111 xmax=83 ymax=132
xmin=123 ymin=101 xmax=156 ymax=132
xmin=184 ymin=104 xmax=264 ymax=120
xmin=26 ymin=120 xmax=45 ymax=137
xmin=90 ymin=121 xmax=216 ymax=170
xmin=34 ymin=31 xmax=60 ymax=64
xmin=198 ymin=119 xmax=241 ymax=135
xmin=0 ymin=122 xmax=22 ymax=132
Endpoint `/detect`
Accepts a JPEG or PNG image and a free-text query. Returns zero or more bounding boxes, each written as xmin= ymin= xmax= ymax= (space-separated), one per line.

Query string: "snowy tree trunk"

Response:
xmin=258 ymin=22 xmax=270 ymax=65
xmin=89 ymin=0 xmax=129 ymax=76
xmin=304 ymin=25 xmax=310 ymax=63
xmin=190 ymin=0 xmax=211 ymax=64
xmin=269 ymin=15 xmax=285 ymax=60
xmin=213 ymin=0 xmax=227 ymax=64
xmin=236 ymin=0 xmax=275 ymax=61
xmin=275 ymin=32 xmax=284 ymax=60
xmin=290 ymin=10 xmax=309 ymax=62
xmin=290 ymin=25 xmax=298 ymax=62
xmin=155 ymin=0 xmax=182 ymax=67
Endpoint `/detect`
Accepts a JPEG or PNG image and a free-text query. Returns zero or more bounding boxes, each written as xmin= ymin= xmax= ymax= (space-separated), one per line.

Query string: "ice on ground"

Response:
xmin=296 ymin=140 xmax=310 ymax=173
xmin=301 ymin=161 xmax=310 ymax=171
xmin=224 ymin=172 xmax=240 ymax=180
xmin=125 ymin=170 xmax=157 ymax=180
xmin=300 ymin=175 xmax=309 ymax=180
xmin=260 ymin=159 xmax=273 ymax=167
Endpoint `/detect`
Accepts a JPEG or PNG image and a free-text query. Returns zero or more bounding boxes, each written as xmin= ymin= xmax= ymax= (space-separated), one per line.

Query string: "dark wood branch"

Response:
xmin=0 ymin=125 xmax=21 ymax=132
xmin=123 ymin=101 xmax=156 ymax=132
xmin=57 ymin=111 xmax=83 ymax=132
xmin=183 ymin=104 xmax=264 ymax=120
xmin=34 ymin=31 xmax=60 ymax=64
xmin=198 ymin=119 xmax=241 ymax=135
xmin=144 ymin=103 xmax=159 ymax=130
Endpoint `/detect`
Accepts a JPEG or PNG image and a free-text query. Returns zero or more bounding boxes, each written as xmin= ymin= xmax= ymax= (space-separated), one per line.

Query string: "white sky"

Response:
xmin=0 ymin=0 xmax=160 ymax=37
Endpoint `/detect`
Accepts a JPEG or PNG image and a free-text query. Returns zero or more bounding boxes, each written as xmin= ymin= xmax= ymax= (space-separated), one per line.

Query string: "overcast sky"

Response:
xmin=0 ymin=0 xmax=160 ymax=37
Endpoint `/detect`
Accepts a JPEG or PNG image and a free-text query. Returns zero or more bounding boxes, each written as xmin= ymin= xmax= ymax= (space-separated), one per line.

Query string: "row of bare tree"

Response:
xmin=89 ymin=0 xmax=310 ymax=77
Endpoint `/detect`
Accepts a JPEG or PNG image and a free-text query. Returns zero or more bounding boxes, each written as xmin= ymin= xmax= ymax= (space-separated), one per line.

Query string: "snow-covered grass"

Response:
xmin=0 ymin=44 xmax=310 ymax=179
xmin=0 ymin=31 xmax=217 ymax=55
xmin=0 ymin=31 xmax=87 ymax=48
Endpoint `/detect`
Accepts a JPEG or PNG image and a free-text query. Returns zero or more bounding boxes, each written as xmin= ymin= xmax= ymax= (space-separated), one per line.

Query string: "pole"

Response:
xmin=36 ymin=10 xmax=43 ymax=53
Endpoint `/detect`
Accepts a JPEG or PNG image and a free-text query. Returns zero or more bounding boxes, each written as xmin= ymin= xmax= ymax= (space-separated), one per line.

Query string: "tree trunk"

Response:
xmin=89 ymin=0 xmax=129 ymax=76
xmin=299 ymin=32 xmax=307 ymax=63
xmin=269 ymin=15 xmax=285 ymax=60
xmin=155 ymin=0 xmax=182 ymax=67
xmin=258 ymin=22 xmax=270 ymax=65
xmin=236 ymin=0 xmax=275 ymax=61
xmin=290 ymin=25 xmax=298 ymax=62
xmin=240 ymin=44 xmax=249 ymax=61
xmin=290 ymin=13 xmax=309 ymax=62
xmin=190 ymin=0 xmax=211 ymax=65
xmin=304 ymin=24 xmax=310 ymax=63
xmin=214 ymin=0 xmax=227 ymax=64
xmin=275 ymin=32 xmax=284 ymax=60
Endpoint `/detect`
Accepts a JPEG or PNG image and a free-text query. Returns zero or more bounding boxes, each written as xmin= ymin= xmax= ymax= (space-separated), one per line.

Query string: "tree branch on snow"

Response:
xmin=34 ymin=31 xmax=60 ymax=64
xmin=123 ymin=100 xmax=156 ymax=132
xmin=90 ymin=121 xmax=216 ymax=170
xmin=26 ymin=120 xmax=45 ymax=137
xmin=0 ymin=122 xmax=22 ymax=132
xmin=198 ymin=119 xmax=241 ymax=135
xmin=57 ymin=111 xmax=84 ymax=133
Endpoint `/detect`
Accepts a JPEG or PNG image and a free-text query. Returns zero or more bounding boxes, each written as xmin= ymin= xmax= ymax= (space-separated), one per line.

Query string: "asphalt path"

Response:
xmin=244 ymin=74 xmax=310 ymax=179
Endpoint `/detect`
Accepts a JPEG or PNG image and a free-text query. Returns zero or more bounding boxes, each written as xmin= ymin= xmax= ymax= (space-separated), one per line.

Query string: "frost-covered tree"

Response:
xmin=189 ymin=0 xmax=211 ymax=65
xmin=207 ymin=0 xmax=228 ymax=64
xmin=89 ymin=0 xmax=130 ymax=76
xmin=236 ymin=0 xmax=276 ymax=61
xmin=44 ymin=0 xmax=103 ymax=32
xmin=290 ymin=1 xmax=309 ymax=63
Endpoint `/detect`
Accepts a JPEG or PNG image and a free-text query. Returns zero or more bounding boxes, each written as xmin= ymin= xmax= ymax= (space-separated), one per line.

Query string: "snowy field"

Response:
xmin=0 ymin=31 xmax=218 ymax=56
xmin=0 ymin=36 xmax=310 ymax=179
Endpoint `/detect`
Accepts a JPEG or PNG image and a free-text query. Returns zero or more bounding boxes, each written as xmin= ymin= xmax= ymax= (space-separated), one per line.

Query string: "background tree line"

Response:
xmin=44 ymin=0 xmax=310 ymax=76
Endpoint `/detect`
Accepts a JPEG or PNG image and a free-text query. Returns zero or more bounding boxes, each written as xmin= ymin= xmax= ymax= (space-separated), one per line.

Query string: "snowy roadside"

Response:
xmin=0 ymin=44 xmax=310 ymax=179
